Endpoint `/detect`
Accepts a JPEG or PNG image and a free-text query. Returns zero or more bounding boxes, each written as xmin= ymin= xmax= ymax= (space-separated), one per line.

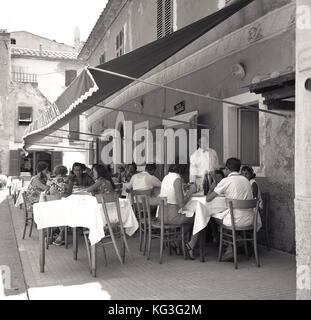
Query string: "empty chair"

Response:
xmin=139 ymin=195 xmax=186 ymax=264
xmin=83 ymin=192 xmax=133 ymax=276
xmin=131 ymin=189 xmax=152 ymax=253
xmin=21 ymin=192 xmax=34 ymax=239
xmin=217 ymin=198 xmax=260 ymax=269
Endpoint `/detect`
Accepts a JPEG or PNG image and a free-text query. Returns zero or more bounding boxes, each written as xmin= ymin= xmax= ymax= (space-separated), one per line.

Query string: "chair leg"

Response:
xmin=120 ymin=227 xmax=133 ymax=261
xmin=139 ymin=222 xmax=143 ymax=252
xmin=83 ymin=232 xmax=92 ymax=270
xmin=29 ymin=218 xmax=34 ymax=238
xmin=218 ymin=226 xmax=223 ymax=261
xmin=181 ymin=225 xmax=186 ymax=260
xmin=46 ymin=228 xmax=50 ymax=250
xmin=232 ymin=231 xmax=238 ymax=269
xmin=160 ymin=229 xmax=164 ymax=264
xmin=22 ymin=211 xmax=28 ymax=240
xmin=109 ymin=228 xmax=124 ymax=265
xmin=102 ymin=243 xmax=108 ymax=267
xmin=65 ymin=227 xmax=68 ymax=249
xmin=243 ymin=231 xmax=249 ymax=259
xmin=254 ymin=232 xmax=260 ymax=267
xmin=147 ymin=226 xmax=152 ymax=261
xmin=143 ymin=225 xmax=147 ymax=256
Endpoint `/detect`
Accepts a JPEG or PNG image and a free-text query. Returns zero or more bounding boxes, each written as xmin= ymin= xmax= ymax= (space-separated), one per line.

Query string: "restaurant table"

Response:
xmin=182 ymin=196 xmax=227 ymax=262
xmin=33 ymin=194 xmax=139 ymax=276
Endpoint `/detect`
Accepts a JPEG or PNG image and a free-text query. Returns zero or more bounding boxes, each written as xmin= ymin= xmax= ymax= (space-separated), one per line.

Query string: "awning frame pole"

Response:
xmin=89 ymin=66 xmax=291 ymax=119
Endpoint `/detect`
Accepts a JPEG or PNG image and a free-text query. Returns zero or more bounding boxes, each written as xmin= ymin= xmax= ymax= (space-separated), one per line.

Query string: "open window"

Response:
xmin=18 ymin=106 xmax=33 ymax=126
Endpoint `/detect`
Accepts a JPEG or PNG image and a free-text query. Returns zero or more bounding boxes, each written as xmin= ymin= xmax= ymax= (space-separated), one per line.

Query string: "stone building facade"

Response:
xmin=75 ymin=0 xmax=296 ymax=253
xmin=0 ymin=30 xmax=85 ymax=176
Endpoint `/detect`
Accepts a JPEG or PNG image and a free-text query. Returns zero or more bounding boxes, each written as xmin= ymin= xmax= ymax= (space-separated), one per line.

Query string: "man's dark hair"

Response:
xmin=54 ymin=165 xmax=68 ymax=177
xmin=226 ymin=158 xmax=241 ymax=172
xmin=72 ymin=162 xmax=83 ymax=170
xmin=168 ymin=164 xmax=188 ymax=175
xmin=36 ymin=161 xmax=49 ymax=173
xmin=145 ymin=163 xmax=157 ymax=174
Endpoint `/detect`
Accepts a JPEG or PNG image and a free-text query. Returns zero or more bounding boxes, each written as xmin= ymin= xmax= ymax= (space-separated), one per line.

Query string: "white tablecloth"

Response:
xmin=182 ymin=196 xmax=227 ymax=235
xmin=15 ymin=186 xmax=30 ymax=207
xmin=33 ymin=194 xmax=139 ymax=246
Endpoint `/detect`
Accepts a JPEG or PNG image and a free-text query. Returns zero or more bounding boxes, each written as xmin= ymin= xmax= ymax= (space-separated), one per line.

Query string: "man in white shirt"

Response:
xmin=126 ymin=163 xmax=161 ymax=196
xmin=189 ymin=136 xmax=219 ymax=192
xmin=206 ymin=157 xmax=261 ymax=260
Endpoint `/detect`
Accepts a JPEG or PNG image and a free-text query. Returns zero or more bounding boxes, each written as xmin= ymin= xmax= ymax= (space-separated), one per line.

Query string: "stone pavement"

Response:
xmin=1 ymin=189 xmax=296 ymax=300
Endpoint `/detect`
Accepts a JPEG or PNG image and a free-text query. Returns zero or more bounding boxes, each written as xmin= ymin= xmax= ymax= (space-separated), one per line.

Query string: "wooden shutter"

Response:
xmin=157 ymin=0 xmax=173 ymax=39
xmin=240 ymin=108 xmax=259 ymax=166
xmin=51 ymin=152 xmax=63 ymax=170
xmin=157 ymin=0 xmax=164 ymax=39
xmin=9 ymin=150 xmax=20 ymax=176
xmin=164 ymin=0 xmax=173 ymax=36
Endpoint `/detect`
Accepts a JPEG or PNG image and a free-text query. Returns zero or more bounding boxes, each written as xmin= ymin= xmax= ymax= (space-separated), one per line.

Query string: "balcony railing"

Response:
xmin=12 ymin=72 xmax=38 ymax=83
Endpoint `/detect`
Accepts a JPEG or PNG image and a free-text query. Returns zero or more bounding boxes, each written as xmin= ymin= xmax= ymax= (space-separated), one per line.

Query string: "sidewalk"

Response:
xmin=2 ymin=189 xmax=296 ymax=300
xmin=0 ymin=189 xmax=28 ymax=300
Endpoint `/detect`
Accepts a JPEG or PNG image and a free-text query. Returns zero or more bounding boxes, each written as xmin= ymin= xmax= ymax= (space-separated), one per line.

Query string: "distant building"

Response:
xmin=0 ymin=30 xmax=85 ymax=176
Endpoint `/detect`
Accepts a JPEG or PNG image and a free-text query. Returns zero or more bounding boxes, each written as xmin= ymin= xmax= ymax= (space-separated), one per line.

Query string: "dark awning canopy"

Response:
xmin=23 ymin=0 xmax=254 ymax=148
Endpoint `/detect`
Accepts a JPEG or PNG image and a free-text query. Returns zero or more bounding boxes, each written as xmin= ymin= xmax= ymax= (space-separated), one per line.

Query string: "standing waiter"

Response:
xmin=189 ymin=136 xmax=219 ymax=194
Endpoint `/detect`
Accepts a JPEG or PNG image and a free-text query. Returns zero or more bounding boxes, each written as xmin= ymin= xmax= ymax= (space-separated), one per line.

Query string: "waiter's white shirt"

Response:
xmin=213 ymin=172 xmax=262 ymax=229
xmin=189 ymin=147 xmax=219 ymax=180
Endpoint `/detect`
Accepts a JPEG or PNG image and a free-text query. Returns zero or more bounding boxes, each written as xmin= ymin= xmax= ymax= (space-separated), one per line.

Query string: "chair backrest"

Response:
xmin=226 ymin=198 xmax=259 ymax=231
xmin=131 ymin=190 xmax=153 ymax=229
xmin=96 ymin=192 xmax=125 ymax=231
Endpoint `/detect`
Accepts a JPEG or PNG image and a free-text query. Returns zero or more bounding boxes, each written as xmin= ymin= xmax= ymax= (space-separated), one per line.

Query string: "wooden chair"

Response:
xmin=21 ymin=192 xmax=34 ymax=239
xmin=83 ymin=192 xmax=133 ymax=273
xmin=138 ymin=195 xmax=186 ymax=264
xmin=260 ymin=193 xmax=270 ymax=250
xmin=42 ymin=194 xmax=69 ymax=250
xmin=131 ymin=189 xmax=152 ymax=253
xmin=217 ymin=198 xmax=260 ymax=269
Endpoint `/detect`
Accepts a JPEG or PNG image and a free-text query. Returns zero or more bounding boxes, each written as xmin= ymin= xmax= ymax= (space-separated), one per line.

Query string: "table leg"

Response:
xmin=73 ymin=227 xmax=78 ymax=260
xmin=39 ymin=229 xmax=45 ymax=272
xmin=91 ymin=245 xmax=96 ymax=277
xmin=199 ymin=228 xmax=206 ymax=262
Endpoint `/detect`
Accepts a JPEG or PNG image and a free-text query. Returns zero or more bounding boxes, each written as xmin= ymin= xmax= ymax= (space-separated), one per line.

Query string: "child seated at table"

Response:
xmin=46 ymin=165 xmax=73 ymax=198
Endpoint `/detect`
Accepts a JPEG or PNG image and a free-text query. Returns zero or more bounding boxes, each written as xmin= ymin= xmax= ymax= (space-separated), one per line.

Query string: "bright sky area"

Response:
xmin=0 ymin=0 xmax=109 ymax=47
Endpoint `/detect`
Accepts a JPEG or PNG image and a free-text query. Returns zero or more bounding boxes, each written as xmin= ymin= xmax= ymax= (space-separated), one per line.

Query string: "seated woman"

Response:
xmin=47 ymin=165 xmax=73 ymax=246
xmin=26 ymin=161 xmax=49 ymax=205
xmin=47 ymin=165 xmax=73 ymax=198
xmin=159 ymin=164 xmax=198 ymax=259
xmin=70 ymin=162 xmax=94 ymax=188
xmin=241 ymin=166 xmax=263 ymax=210
xmin=207 ymin=169 xmax=225 ymax=195
xmin=86 ymin=164 xmax=115 ymax=196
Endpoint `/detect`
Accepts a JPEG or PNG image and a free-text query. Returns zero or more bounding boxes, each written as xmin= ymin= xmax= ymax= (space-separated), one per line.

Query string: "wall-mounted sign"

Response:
xmin=174 ymin=101 xmax=186 ymax=115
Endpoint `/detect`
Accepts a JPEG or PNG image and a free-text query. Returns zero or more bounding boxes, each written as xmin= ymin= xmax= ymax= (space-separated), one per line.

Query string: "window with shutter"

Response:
xmin=18 ymin=106 xmax=32 ymax=126
xmin=239 ymin=105 xmax=259 ymax=166
xmin=99 ymin=52 xmax=106 ymax=65
xmin=116 ymin=28 xmax=124 ymax=57
xmin=157 ymin=0 xmax=173 ymax=39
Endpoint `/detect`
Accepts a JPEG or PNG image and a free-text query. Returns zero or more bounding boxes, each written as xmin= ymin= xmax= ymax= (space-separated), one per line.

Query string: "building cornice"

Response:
xmin=78 ymin=0 xmax=128 ymax=61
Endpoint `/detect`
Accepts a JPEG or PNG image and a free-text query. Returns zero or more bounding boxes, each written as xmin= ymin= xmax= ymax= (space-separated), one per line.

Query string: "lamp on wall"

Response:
xmin=305 ymin=78 xmax=311 ymax=91
xmin=231 ymin=63 xmax=246 ymax=80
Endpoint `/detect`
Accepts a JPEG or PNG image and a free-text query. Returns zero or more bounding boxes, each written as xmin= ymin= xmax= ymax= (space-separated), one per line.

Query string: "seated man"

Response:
xmin=206 ymin=157 xmax=261 ymax=260
xmin=126 ymin=163 xmax=161 ymax=196
xmin=70 ymin=162 xmax=94 ymax=188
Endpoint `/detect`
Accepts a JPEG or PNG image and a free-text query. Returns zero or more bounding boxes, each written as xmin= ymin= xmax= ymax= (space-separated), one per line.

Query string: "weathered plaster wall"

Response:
xmin=11 ymin=57 xmax=83 ymax=103
xmin=10 ymin=31 xmax=75 ymax=52
xmin=259 ymin=112 xmax=295 ymax=253
xmin=0 ymin=32 xmax=11 ymax=174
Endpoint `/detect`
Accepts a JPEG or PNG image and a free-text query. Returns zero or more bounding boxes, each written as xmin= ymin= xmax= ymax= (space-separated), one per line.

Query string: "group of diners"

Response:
xmin=25 ymin=158 xmax=262 ymax=259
